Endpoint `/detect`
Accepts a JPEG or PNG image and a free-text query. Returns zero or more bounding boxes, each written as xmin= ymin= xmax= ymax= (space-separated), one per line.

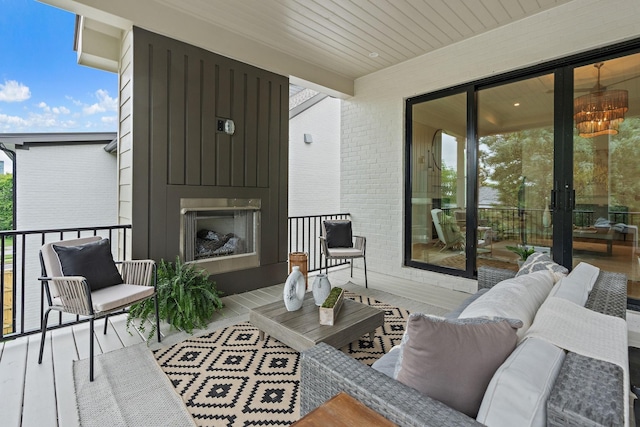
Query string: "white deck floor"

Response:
xmin=0 ymin=267 xmax=470 ymax=427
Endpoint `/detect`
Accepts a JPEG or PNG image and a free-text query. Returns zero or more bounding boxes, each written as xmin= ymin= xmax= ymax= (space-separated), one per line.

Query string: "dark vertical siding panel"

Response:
xmin=149 ymin=46 xmax=170 ymax=260
xmin=257 ymin=79 xmax=270 ymax=188
xmin=201 ymin=60 xmax=217 ymax=185
xmin=244 ymin=76 xmax=258 ymax=187
xmin=277 ymin=81 xmax=289 ymax=262
xmin=185 ymin=55 xmax=202 ymax=185
xmin=231 ymin=72 xmax=246 ymax=186
xmin=216 ymin=64 xmax=232 ymax=186
xmin=168 ymin=52 xmax=186 ymax=185
xmin=131 ymin=30 xmax=151 ymax=259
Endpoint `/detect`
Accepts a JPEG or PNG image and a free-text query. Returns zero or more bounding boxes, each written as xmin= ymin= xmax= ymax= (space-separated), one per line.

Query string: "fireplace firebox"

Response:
xmin=180 ymin=198 xmax=260 ymax=275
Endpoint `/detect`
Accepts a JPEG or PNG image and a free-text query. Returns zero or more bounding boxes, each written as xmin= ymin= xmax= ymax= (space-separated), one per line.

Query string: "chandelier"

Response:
xmin=573 ymin=63 xmax=628 ymax=138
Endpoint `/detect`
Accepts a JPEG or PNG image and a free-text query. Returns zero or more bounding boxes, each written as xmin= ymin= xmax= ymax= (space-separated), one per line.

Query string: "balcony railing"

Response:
xmin=1 ymin=225 xmax=131 ymax=341
xmin=288 ymin=213 xmax=350 ymax=272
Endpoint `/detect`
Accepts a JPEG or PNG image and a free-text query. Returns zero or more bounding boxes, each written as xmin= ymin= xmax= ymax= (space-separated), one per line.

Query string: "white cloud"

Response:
xmin=0 ymin=113 xmax=28 ymax=127
xmin=37 ymin=102 xmax=71 ymax=115
xmin=101 ymin=116 xmax=117 ymax=124
xmin=83 ymin=89 xmax=117 ymax=115
xmin=0 ymin=80 xmax=31 ymax=102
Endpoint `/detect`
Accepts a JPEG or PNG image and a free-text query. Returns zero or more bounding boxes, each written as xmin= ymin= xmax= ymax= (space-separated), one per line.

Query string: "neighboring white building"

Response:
xmin=0 ymin=132 xmax=117 ymax=331
xmin=288 ymin=87 xmax=341 ymax=217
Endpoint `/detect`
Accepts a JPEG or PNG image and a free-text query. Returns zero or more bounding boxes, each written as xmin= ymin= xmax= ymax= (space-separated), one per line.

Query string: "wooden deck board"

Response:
xmin=51 ymin=328 xmax=80 ymax=427
xmin=22 ymin=335 xmax=58 ymax=427
xmin=0 ymin=338 xmax=28 ymax=427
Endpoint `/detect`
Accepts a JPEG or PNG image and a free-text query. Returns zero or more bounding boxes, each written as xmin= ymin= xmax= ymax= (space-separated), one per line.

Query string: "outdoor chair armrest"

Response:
xmin=301 ymin=343 xmax=482 ymax=427
xmin=48 ymin=276 xmax=93 ymax=316
xmin=477 ymin=266 xmax=516 ymax=290
xmin=353 ymin=235 xmax=366 ymax=251
xmin=118 ymin=259 xmax=156 ymax=288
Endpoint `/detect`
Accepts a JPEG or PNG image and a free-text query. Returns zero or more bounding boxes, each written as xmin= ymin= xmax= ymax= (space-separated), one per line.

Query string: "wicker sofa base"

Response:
xmin=301 ymin=267 xmax=628 ymax=426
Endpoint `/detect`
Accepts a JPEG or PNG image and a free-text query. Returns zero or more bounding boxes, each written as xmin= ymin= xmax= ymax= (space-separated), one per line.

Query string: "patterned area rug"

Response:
xmin=153 ymin=293 xmax=410 ymax=426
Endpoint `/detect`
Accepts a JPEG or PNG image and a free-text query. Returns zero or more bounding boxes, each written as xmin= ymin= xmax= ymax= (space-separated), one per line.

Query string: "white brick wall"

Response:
xmin=341 ymin=0 xmax=640 ymax=294
xmin=16 ymin=144 xmax=117 ymax=229
xmin=289 ymin=96 xmax=341 ymax=217
xmin=15 ymin=143 xmax=117 ymax=330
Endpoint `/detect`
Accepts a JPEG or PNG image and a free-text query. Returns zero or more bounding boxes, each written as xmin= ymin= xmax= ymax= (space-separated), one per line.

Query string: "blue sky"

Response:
xmin=0 ymin=0 xmax=118 ymax=134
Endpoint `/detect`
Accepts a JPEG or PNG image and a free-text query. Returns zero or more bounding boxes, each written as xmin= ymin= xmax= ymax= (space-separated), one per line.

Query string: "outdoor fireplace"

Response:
xmin=180 ymin=198 xmax=260 ymax=275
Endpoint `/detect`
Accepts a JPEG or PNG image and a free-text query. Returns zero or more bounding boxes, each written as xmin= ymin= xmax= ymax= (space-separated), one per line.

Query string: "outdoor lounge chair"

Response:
xmin=37 ymin=236 xmax=160 ymax=381
xmin=320 ymin=220 xmax=368 ymax=288
xmin=431 ymin=208 xmax=465 ymax=251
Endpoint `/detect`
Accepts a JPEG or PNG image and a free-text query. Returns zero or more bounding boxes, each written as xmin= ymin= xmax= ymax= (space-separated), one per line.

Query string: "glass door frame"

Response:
xmin=404 ymin=37 xmax=640 ymax=278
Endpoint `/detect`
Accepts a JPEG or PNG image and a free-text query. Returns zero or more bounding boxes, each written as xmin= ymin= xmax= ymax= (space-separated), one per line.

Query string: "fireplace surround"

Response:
xmin=180 ymin=198 xmax=261 ymax=275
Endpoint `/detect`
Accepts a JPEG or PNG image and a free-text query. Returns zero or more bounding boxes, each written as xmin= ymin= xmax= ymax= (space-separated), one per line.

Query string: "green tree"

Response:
xmin=0 ymin=174 xmax=12 ymax=231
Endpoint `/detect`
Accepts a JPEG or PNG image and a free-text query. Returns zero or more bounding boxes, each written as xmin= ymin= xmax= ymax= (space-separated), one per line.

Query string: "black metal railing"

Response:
xmin=1 ymin=225 xmax=131 ymax=341
xmin=288 ymin=213 xmax=350 ymax=272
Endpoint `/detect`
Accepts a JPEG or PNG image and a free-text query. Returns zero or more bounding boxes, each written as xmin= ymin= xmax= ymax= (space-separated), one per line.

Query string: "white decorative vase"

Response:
xmin=312 ymin=274 xmax=331 ymax=306
xmin=283 ymin=266 xmax=305 ymax=311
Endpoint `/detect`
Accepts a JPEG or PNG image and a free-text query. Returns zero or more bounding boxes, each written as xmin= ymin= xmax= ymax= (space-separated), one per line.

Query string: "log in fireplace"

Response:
xmin=180 ymin=198 xmax=260 ymax=275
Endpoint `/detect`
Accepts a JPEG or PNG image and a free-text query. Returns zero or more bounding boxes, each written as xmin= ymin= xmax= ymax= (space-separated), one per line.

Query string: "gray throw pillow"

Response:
xmin=53 ymin=238 xmax=123 ymax=291
xmin=323 ymin=220 xmax=353 ymax=248
xmin=394 ymin=314 xmax=519 ymax=418
xmin=515 ymin=252 xmax=568 ymax=278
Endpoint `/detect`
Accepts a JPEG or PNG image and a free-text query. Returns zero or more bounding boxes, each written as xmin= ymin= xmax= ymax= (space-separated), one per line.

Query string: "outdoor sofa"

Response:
xmin=300 ymin=261 xmax=628 ymax=426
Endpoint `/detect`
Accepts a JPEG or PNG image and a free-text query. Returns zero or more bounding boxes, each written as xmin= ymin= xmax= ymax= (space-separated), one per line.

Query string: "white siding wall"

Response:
xmin=341 ymin=0 xmax=640 ymax=294
xmin=288 ymin=96 xmax=341 ymax=217
xmin=118 ymin=29 xmax=133 ymax=258
xmin=15 ymin=143 xmax=117 ymax=330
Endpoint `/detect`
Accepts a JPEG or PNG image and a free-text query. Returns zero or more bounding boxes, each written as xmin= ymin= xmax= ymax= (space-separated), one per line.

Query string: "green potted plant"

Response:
xmin=505 ymin=245 xmax=535 ymax=266
xmin=319 ymin=287 xmax=344 ymax=326
xmin=127 ymin=257 xmax=224 ymax=340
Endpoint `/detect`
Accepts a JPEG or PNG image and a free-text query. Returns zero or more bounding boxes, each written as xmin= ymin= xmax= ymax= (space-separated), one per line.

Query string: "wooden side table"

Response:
xmin=293 ymin=392 xmax=397 ymax=426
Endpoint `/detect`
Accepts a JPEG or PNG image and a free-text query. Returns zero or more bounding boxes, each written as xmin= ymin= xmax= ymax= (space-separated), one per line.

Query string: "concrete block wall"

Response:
xmin=289 ymin=96 xmax=341 ymax=217
xmin=340 ymin=0 xmax=640 ymax=294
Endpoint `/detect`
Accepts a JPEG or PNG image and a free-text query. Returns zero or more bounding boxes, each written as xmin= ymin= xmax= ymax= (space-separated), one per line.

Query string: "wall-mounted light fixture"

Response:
xmin=216 ymin=118 xmax=235 ymax=135
xmin=304 ymin=133 xmax=313 ymax=144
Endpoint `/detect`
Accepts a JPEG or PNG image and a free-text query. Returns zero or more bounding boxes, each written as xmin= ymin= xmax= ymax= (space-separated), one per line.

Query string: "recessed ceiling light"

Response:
xmin=514 ymin=102 xmax=520 ymax=107
xmin=369 ymin=52 xmax=379 ymax=58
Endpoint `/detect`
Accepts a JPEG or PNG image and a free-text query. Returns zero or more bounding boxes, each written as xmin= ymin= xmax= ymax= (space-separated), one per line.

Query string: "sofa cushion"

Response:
xmin=444 ymin=288 xmax=489 ymax=319
xmin=53 ymin=238 xmax=123 ymax=291
xmin=515 ymin=252 xmax=568 ymax=282
xmin=548 ymin=262 xmax=600 ymax=307
xmin=476 ymin=337 xmax=565 ymax=427
xmin=394 ymin=314 xmax=518 ymax=418
xmin=459 ymin=270 xmax=554 ymax=339
xmin=371 ymin=345 xmax=401 ymax=378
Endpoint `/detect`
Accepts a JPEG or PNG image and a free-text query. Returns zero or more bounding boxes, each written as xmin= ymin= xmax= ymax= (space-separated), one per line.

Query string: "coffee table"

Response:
xmin=249 ymin=292 xmax=384 ymax=352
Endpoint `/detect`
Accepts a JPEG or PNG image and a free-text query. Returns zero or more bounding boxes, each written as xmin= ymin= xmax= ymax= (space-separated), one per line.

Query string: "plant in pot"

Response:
xmin=505 ymin=245 xmax=535 ymax=266
xmin=127 ymin=257 xmax=224 ymax=340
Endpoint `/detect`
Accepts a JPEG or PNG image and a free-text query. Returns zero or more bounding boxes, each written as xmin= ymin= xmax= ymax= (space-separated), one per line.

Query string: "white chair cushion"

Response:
xmin=91 ymin=284 xmax=155 ymax=313
xmin=326 ymin=248 xmax=363 ymax=257
xmin=476 ymin=337 xmax=565 ymax=427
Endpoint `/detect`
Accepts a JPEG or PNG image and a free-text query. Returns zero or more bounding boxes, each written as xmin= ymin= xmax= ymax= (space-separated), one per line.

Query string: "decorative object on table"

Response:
xmin=283 ymin=266 xmax=306 ymax=311
xmin=505 ymin=245 xmax=535 ymax=267
xmin=312 ymin=273 xmax=331 ymax=306
xmin=127 ymin=256 xmax=224 ymax=339
xmin=319 ymin=286 xmax=344 ymax=326
xmin=288 ymin=252 xmax=309 ymax=289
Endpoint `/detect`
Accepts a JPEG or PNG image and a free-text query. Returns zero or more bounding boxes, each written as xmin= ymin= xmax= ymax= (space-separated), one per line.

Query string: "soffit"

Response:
xmin=42 ymin=0 xmax=572 ymax=97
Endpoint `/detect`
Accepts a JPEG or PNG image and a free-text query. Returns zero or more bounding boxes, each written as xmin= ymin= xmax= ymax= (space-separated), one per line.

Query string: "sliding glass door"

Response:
xmin=405 ymin=44 xmax=640 ymax=296
xmin=477 ymin=74 xmax=555 ymax=269
xmin=572 ymin=53 xmax=640 ymax=302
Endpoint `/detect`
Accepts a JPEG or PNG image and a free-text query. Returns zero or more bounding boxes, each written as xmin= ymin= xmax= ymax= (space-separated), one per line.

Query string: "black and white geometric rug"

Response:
xmin=153 ymin=293 xmax=410 ymax=426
